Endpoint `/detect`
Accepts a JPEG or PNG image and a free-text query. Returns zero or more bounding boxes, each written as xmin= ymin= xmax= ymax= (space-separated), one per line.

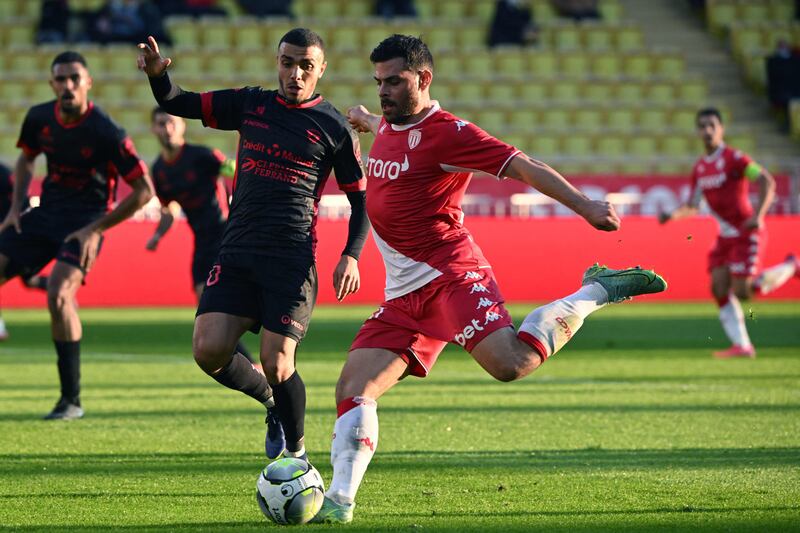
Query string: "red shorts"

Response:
xmin=708 ymin=229 xmax=765 ymax=278
xmin=350 ymin=268 xmax=513 ymax=377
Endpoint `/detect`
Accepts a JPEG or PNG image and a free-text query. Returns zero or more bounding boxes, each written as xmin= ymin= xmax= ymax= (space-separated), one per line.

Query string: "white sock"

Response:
xmin=327 ymin=397 xmax=378 ymax=505
xmin=719 ymin=295 xmax=752 ymax=348
xmin=517 ymin=283 xmax=608 ymax=358
xmin=755 ymin=259 xmax=796 ymax=295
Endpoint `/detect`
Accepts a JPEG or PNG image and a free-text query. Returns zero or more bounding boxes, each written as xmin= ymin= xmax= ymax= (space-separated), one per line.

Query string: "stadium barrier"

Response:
xmin=2 ymin=216 xmax=798 ymax=308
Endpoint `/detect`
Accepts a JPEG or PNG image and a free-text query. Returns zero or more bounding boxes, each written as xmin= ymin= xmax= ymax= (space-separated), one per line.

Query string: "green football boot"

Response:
xmin=582 ymin=263 xmax=667 ymax=303
xmin=309 ymin=496 xmax=355 ymax=524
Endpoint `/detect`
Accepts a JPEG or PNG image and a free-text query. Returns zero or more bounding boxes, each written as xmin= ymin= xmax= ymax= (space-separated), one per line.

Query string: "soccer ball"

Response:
xmin=256 ymin=457 xmax=325 ymax=525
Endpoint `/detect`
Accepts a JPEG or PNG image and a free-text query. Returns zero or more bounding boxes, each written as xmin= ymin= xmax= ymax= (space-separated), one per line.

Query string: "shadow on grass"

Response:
xmin=1 ymin=447 xmax=798 ymax=477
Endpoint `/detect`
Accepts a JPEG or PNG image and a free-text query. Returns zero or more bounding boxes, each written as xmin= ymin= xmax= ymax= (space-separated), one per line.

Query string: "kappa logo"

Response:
xmin=408 ymin=129 xmax=422 ymax=150
xmin=476 ymin=297 xmax=495 ymax=309
xmin=464 ymin=271 xmax=483 ymax=280
xmin=367 ymin=154 xmax=409 ymax=180
xmin=469 ymin=282 xmax=489 ymax=294
xmin=484 ymin=311 xmax=502 ymax=324
xmin=455 ymin=120 xmax=469 ymax=132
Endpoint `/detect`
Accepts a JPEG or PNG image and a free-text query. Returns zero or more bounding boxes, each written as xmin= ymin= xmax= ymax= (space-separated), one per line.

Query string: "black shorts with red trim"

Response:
xmin=191 ymin=226 xmax=224 ymax=287
xmin=196 ymin=252 xmax=318 ymax=342
xmin=0 ymin=207 xmax=103 ymax=279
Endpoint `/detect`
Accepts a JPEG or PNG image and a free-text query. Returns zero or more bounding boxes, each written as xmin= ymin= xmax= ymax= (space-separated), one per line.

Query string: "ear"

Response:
xmin=319 ymin=60 xmax=327 ymax=78
xmin=418 ymin=69 xmax=433 ymax=92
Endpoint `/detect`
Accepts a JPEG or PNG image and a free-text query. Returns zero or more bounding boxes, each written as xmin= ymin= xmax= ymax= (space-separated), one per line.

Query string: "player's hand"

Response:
xmin=657 ymin=211 xmax=671 ymax=224
xmin=742 ymin=215 xmax=763 ymax=231
xmin=137 ymin=35 xmax=172 ymax=77
xmin=347 ymin=105 xmax=375 ymax=133
xmin=582 ymin=200 xmax=620 ymax=231
xmin=333 ymin=255 xmax=360 ymax=301
xmin=0 ymin=209 xmax=21 ymax=234
xmin=64 ymin=227 xmax=102 ymax=272
xmin=145 ymin=234 xmax=160 ymax=251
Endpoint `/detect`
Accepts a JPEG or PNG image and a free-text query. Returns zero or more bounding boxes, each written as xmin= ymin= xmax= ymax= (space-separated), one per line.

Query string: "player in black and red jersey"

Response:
xmin=0 ymin=162 xmax=12 ymax=341
xmin=138 ymin=29 xmax=369 ymax=461
xmin=146 ymin=107 xmax=259 ymax=368
xmin=0 ymin=51 xmax=154 ymax=420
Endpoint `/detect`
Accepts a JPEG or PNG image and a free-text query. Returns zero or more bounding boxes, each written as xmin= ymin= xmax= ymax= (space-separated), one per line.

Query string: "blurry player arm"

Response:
xmin=658 ymin=204 xmax=699 ymax=224
xmin=219 ymin=158 xmax=236 ymax=178
xmin=138 ymin=36 xmax=202 ymax=118
xmin=347 ymin=106 xmax=381 ymax=135
xmin=65 ymin=174 xmax=155 ymax=271
xmin=334 ymin=191 xmax=369 ymax=301
xmin=0 ymin=153 xmax=36 ymax=233
xmin=744 ymin=163 xmax=775 ymax=230
xmin=146 ymin=202 xmax=180 ymax=250
xmin=504 ymin=153 xmax=620 ymax=231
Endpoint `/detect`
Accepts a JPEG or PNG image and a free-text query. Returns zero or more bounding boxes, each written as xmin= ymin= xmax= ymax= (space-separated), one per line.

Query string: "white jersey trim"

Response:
xmin=389 ymin=102 xmax=441 ymax=132
xmin=371 ymin=229 xmax=443 ymax=300
xmin=440 ymin=149 xmax=522 ymax=180
xmin=702 ymin=143 xmax=725 ymax=164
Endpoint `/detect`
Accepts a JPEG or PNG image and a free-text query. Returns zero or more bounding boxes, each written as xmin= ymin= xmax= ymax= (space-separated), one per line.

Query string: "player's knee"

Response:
xmin=486 ymin=349 xmax=538 ymax=382
xmin=46 ymin=285 xmax=74 ymax=315
xmin=192 ymin=332 xmax=226 ymax=372
xmin=733 ymin=285 xmax=752 ymax=301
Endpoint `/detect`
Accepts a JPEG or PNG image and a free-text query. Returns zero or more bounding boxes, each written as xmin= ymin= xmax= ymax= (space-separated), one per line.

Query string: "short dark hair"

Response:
xmin=370 ymin=34 xmax=434 ymax=71
xmin=151 ymin=106 xmax=167 ymax=121
xmin=279 ymin=28 xmax=325 ymax=53
xmin=51 ymin=51 xmax=87 ymax=71
xmin=696 ymin=107 xmax=723 ymax=124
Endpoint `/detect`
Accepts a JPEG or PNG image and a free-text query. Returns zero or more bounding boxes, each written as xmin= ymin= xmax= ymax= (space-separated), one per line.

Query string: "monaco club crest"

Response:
xmin=408 ymin=129 xmax=421 ymax=150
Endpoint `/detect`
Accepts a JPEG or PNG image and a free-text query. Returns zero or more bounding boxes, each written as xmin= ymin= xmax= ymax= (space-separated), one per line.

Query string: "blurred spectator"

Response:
xmin=375 ymin=0 xmax=417 ymax=18
xmin=89 ymin=0 xmax=170 ymax=45
xmin=37 ymin=0 xmax=70 ymax=44
xmin=551 ymin=0 xmax=600 ymax=21
xmin=488 ymin=0 xmax=538 ymax=48
xmin=156 ymin=0 xmax=227 ymax=17
xmin=236 ymin=0 xmax=292 ymax=17
xmin=766 ymin=39 xmax=800 ymax=121
xmin=772 ymin=38 xmax=799 ymax=59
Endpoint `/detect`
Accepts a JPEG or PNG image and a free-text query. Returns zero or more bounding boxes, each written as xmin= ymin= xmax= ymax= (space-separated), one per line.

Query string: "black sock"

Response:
xmin=272 ymin=371 xmax=306 ymax=452
xmin=235 ymin=341 xmax=255 ymax=363
xmin=54 ymin=340 xmax=80 ymax=405
xmin=212 ymin=352 xmax=272 ymax=405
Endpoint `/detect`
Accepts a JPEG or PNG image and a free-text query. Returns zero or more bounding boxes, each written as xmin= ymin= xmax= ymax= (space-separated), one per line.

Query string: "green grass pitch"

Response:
xmin=1 ymin=302 xmax=799 ymax=532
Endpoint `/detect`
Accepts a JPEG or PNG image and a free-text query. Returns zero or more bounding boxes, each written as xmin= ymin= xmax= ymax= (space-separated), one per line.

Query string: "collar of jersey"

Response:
xmin=54 ymin=100 xmax=94 ymax=129
xmin=702 ymin=142 xmax=725 ymax=163
xmin=275 ymin=93 xmax=323 ymax=109
xmin=389 ymin=101 xmax=441 ymax=131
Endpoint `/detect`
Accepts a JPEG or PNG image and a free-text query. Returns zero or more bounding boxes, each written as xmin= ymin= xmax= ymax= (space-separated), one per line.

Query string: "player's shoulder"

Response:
xmin=723 ymin=145 xmax=750 ymax=162
xmin=24 ymin=100 xmax=56 ymax=121
xmin=89 ymin=102 xmax=124 ymax=131
xmin=428 ymin=108 xmax=477 ymax=135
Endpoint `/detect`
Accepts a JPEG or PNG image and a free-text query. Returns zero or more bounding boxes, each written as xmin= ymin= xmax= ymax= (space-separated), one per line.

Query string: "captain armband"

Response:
xmin=744 ymin=162 xmax=762 ymax=181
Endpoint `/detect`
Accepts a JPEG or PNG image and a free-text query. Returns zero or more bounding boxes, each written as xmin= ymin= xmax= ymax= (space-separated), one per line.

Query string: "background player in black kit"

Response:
xmin=0 ymin=51 xmax=155 ymax=420
xmin=138 ymin=28 xmax=369 ymax=461
xmin=146 ymin=107 xmax=259 ymax=369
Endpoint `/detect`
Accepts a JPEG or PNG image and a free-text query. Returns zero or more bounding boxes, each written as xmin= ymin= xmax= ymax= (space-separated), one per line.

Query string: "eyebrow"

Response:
xmin=374 ymin=75 xmax=402 ymax=83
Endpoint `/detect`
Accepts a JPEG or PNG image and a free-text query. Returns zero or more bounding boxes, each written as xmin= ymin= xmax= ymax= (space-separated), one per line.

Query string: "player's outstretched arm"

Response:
xmin=65 ymin=173 xmax=155 ymax=271
xmin=347 ymin=106 xmax=381 ymax=135
xmin=146 ymin=203 xmax=179 ymax=251
xmin=137 ymin=35 xmax=204 ymax=119
xmin=658 ymin=204 xmax=699 ymax=224
xmin=504 ymin=153 xmax=620 ymax=231
xmin=0 ymin=153 xmax=35 ymax=234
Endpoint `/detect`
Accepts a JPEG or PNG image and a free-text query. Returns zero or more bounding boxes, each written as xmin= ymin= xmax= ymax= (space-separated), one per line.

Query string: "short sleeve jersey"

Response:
xmin=365 ymin=102 xmax=520 ymax=299
xmin=16 ymin=101 xmax=146 ymax=217
xmin=152 ymin=144 xmax=227 ymax=235
xmin=0 ymin=163 xmax=11 ymax=219
xmin=198 ymin=88 xmax=365 ymax=259
xmin=689 ymin=144 xmax=755 ymax=237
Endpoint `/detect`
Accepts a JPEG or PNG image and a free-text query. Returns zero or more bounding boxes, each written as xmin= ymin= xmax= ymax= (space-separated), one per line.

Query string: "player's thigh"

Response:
xmin=336 ymin=348 xmax=409 ymax=403
xmin=193 ymin=311 xmax=255 ymax=362
xmin=470 ymin=325 xmax=541 ymax=381
xmin=47 ymin=261 xmax=84 ymax=297
xmin=259 ymin=329 xmax=299 ymax=382
xmin=258 ymin=260 xmax=318 ymax=343
xmin=0 ymin=253 xmax=9 ymax=284
xmin=710 ymin=266 xmax=731 ymax=299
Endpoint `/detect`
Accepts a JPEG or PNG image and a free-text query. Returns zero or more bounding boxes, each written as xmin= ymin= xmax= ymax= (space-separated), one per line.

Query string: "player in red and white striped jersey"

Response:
xmin=311 ymin=34 xmax=667 ymax=524
xmin=659 ymin=108 xmax=798 ymax=359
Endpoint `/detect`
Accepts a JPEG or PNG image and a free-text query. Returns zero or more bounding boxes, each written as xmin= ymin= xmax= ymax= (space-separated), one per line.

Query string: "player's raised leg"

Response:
xmin=44 ymin=261 xmax=85 ymax=420
xmin=311 ymin=348 xmax=407 ymax=524
xmin=752 ymin=254 xmax=799 ymax=295
xmin=472 ymin=264 xmax=667 ymax=379
xmin=193 ymin=311 xmax=274 ymax=406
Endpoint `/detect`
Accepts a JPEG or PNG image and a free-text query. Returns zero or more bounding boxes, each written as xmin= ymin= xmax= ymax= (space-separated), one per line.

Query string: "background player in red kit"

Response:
xmin=311 ymin=34 xmax=667 ymax=523
xmin=138 ymin=29 xmax=369 ymax=461
xmin=0 ymin=51 xmax=154 ymax=420
xmin=146 ymin=107 xmax=259 ymax=369
xmin=659 ymin=108 xmax=798 ymax=358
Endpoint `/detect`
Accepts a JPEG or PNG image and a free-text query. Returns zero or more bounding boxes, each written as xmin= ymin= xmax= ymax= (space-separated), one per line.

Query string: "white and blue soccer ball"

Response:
xmin=256 ymin=457 xmax=325 ymax=525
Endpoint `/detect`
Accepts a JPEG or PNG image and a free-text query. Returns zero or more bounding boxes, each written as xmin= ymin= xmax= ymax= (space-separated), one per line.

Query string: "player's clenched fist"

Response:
xmin=137 ymin=35 xmax=172 ymax=77
xmin=583 ymin=200 xmax=620 ymax=232
xmin=347 ymin=105 xmax=375 ymax=133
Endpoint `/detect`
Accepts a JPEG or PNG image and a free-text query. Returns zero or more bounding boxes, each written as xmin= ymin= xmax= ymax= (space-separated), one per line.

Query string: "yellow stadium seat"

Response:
xmin=623 ymin=54 xmax=651 ymax=80
xmin=439 ymin=0 xmax=468 ymax=18
xmin=166 ymin=17 xmax=200 ymax=47
xmin=670 ymin=109 xmax=697 ymax=132
xmin=789 ymin=98 xmax=800 ymax=140
xmin=327 ymin=84 xmax=360 ymax=110
xmin=6 ymin=24 xmax=34 ymax=47
xmin=768 ymin=0 xmax=794 ymax=22
xmin=458 ymin=25 xmax=486 ymax=50
xmin=654 ymin=160 xmax=685 ymax=174
xmin=132 ymin=135 xmax=161 ymax=160
xmin=527 ymin=51 xmax=557 ymax=78
xmin=647 ymin=82 xmax=675 ymax=104
xmin=330 ymin=27 xmax=361 ymax=53
xmin=342 ymin=0 xmax=371 ymax=17
xmin=415 ymin=0 xmax=436 ymax=19
xmin=312 ymin=0 xmax=340 ymax=18
xmin=431 ymin=82 xmax=454 ymax=103
xmin=738 ymin=3 xmax=769 ymax=23
xmin=607 ymin=109 xmax=635 ymax=132
xmin=574 ymin=109 xmax=602 ymax=132
xmin=472 ymin=0 xmax=496 ymax=21
xmin=463 ymin=52 xmax=492 ymax=77
xmin=80 ymin=48 xmax=107 ymax=73
xmin=531 ymin=0 xmax=557 ymax=22
xmin=562 ymin=134 xmax=593 ymax=157
xmin=264 ymin=23 xmax=295 ymax=48
xmin=615 ymin=82 xmax=644 ymax=103
xmin=363 ymin=26 xmax=392 ymax=51
xmin=234 ymin=21 xmax=266 ymax=50
xmin=542 ymin=109 xmax=571 ymax=131
xmin=638 ymin=109 xmax=667 ymax=131
xmin=206 ymin=55 xmax=238 ymax=79
xmin=660 ymin=135 xmax=691 ymax=156
xmin=596 ymin=135 xmax=626 ymax=157
xmin=554 ymin=26 xmax=581 ymax=50
xmin=129 ymin=83 xmax=157 ymax=103
xmin=529 ymin=134 xmax=560 ymax=158
xmin=477 ymin=110 xmax=507 ymax=135
xmin=731 ymin=26 xmax=764 ymax=59
xmin=240 ymin=54 xmax=272 ymax=76
xmin=628 ymin=136 xmax=657 ymax=157
xmin=436 ymin=54 xmax=462 ymax=78
xmin=583 ymin=26 xmax=613 ymax=51
xmin=111 ymin=107 xmax=150 ymax=130
xmin=508 ymin=109 xmax=538 ymax=131
xmin=591 ymin=53 xmax=622 ymax=79
xmin=7 ymin=50 xmax=45 ymax=75
xmin=503 ymin=134 xmax=529 ymax=153
xmin=707 ymin=1 xmax=736 ymax=34
xmin=454 ymin=81 xmax=485 ymax=104
xmin=106 ymin=45 xmax=140 ymax=77
xmin=726 ymin=133 xmax=756 ymax=154
xmin=170 ymin=51 xmax=205 ymax=77
xmin=561 ymin=52 xmax=589 ymax=78
xmin=516 ymin=83 xmax=547 ymax=104
xmin=599 ymin=0 xmax=623 ymax=23
xmin=550 ymin=81 xmax=580 ymax=103
xmin=654 ymin=54 xmax=685 ymax=80
xmin=335 ymin=55 xmax=371 ymax=77
xmin=616 ymin=26 xmax=644 ymax=52
xmin=494 ymin=49 xmax=526 ymax=78
xmin=0 ymin=80 xmax=28 ymax=101
xmin=582 ymin=82 xmax=613 ymax=103
xmin=202 ymin=20 xmax=233 ymax=49
xmin=678 ymin=80 xmax=707 ymax=103
xmin=425 ymin=27 xmax=456 ymax=52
